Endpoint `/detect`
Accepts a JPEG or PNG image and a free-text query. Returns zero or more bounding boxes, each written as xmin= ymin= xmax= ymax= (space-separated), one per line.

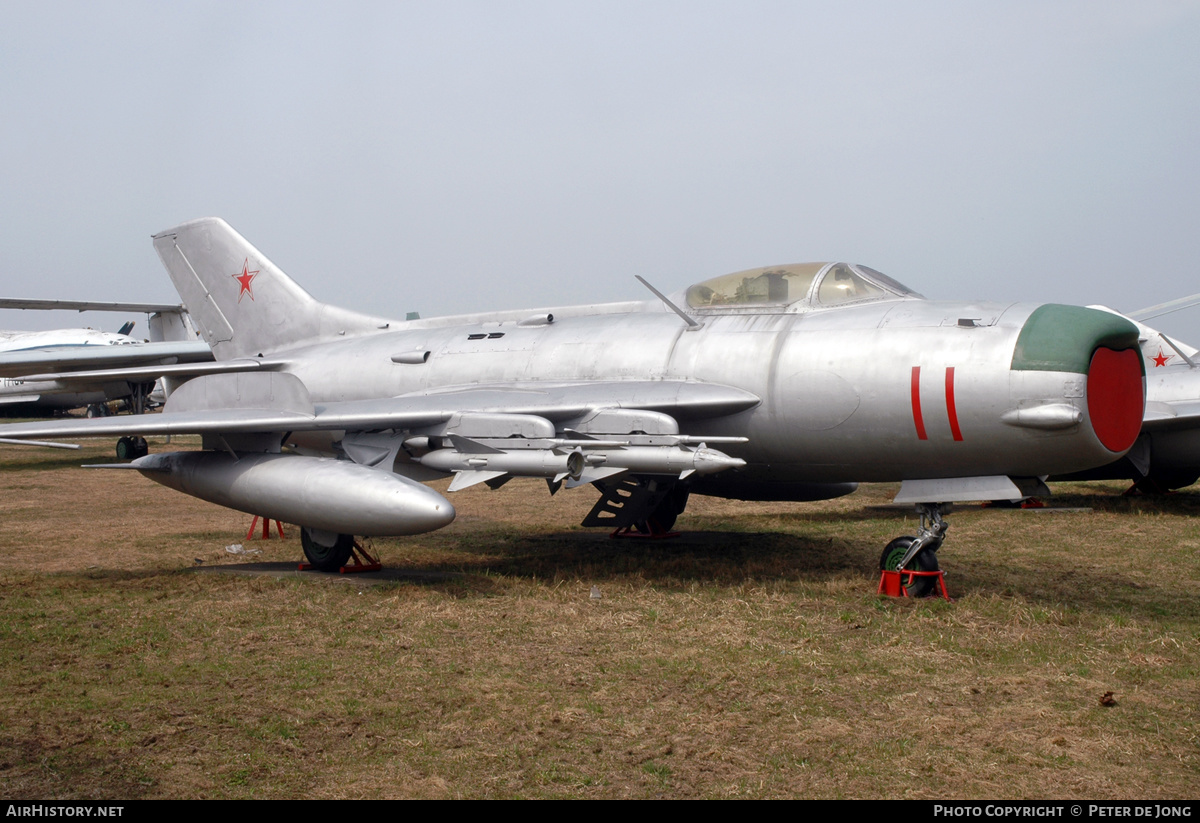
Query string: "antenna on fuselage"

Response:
xmin=635 ymin=276 xmax=702 ymax=330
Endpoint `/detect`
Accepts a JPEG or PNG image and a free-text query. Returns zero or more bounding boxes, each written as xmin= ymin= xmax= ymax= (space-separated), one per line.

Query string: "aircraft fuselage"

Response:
xmin=273 ymin=296 xmax=1141 ymax=485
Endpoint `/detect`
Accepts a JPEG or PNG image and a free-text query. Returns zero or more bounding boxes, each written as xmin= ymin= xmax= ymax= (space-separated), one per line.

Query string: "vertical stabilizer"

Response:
xmin=152 ymin=217 xmax=398 ymax=360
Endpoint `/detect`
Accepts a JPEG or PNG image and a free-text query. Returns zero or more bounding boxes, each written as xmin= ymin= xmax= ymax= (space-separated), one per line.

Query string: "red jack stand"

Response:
xmin=298 ymin=539 xmax=382 ymax=574
xmin=877 ymin=569 xmax=952 ymax=601
xmin=246 ymin=516 xmax=286 ymax=540
xmin=1123 ymin=479 xmax=1172 ymax=496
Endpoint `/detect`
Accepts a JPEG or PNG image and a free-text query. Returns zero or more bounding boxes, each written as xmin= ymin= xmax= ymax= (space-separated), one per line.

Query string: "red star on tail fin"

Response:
xmin=232 ymin=259 xmax=259 ymax=302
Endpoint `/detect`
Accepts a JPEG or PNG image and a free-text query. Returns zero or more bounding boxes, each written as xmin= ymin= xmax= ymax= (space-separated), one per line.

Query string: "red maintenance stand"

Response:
xmin=877 ymin=568 xmax=951 ymax=601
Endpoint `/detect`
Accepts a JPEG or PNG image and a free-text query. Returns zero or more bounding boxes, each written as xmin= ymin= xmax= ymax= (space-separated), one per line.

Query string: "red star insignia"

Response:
xmin=232 ymin=259 xmax=259 ymax=302
xmin=1152 ymin=348 xmax=1172 ymax=367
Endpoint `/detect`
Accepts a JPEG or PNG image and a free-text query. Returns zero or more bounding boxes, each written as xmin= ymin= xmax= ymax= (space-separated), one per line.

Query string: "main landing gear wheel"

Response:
xmin=880 ymin=537 xmax=940 ymax=598
xmin=116 ymin=436 xmax=148 ymax=460
xmin=300 ymin=528 xmax=355 ymax=572
xmin=634 ymin=484 xmax=691 ymax=535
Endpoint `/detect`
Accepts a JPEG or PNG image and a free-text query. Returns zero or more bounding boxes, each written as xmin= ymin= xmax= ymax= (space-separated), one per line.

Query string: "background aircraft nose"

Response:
xmin=1012 ymin=304 xmax=1144 ymax=454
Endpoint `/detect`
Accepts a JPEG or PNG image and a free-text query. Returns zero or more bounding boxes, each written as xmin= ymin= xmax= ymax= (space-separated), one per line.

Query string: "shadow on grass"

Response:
xmin=944 ymin=554 xmax=1200 ymax=621
xmin=192 ymin=527 xmax=881 ymax=595
xmin=412 ymin=525 xmax=886 ymax=595
xmin=0 ymin=733 xmax=155 ymax=800
xmin=397 ymin=502 xmax=1200 ymax=620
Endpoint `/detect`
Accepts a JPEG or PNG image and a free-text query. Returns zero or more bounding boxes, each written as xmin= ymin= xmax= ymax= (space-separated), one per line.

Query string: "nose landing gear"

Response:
xmin=879 ymin=502 xmax=950 ymax=599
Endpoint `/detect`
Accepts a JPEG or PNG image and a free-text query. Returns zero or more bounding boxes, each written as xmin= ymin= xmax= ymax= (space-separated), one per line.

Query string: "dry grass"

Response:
xmin=0 ymin=437 xmax=1196 ymax=798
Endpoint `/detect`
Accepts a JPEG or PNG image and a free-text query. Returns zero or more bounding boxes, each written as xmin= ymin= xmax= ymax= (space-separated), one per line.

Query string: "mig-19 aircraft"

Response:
xmin=0 ymin=218 xmax=1147 ymax=589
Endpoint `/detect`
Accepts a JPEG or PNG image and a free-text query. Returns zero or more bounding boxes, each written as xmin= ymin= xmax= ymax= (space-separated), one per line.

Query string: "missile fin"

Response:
xmin=448 ymin=469 xmax=508 ymax=491
xmin=566 ymin=466 xmax=627 ymax=488
xmin=448 ymin=434 xmax=505 ymax=455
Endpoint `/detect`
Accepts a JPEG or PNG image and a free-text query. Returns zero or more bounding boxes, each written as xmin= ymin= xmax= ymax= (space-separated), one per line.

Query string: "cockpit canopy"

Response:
xmin=684 ymin=263 xmax=922 ymax=311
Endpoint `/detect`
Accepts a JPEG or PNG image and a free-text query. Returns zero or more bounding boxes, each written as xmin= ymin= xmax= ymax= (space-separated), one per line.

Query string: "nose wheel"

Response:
xmin=879 ymin=503 xmax=948 ymax=598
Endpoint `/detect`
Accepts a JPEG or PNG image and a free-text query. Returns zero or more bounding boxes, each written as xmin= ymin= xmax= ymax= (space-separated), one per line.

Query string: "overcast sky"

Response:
xmin=2 ymin=1 xmax=1198 ymax=340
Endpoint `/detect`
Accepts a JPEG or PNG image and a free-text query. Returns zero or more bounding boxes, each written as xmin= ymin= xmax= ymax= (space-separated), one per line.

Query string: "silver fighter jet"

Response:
xmin=0 ymin=218 xmax=1148 ymax=585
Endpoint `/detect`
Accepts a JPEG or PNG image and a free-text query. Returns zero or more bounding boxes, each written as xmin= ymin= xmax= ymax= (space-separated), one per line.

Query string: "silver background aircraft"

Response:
xmin=0 ymin=218 xmax=1147 ymax=580
xmin=0 ymin=302 xmax=211 ymax=415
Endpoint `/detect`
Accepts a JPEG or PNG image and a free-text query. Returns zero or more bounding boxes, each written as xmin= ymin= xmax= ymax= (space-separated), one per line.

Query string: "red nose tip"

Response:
xmin=1087 ymin=347 xmax=1144 ymax=453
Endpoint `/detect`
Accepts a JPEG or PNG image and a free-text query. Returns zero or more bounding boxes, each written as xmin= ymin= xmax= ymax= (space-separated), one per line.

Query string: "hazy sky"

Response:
xmin=2 ymin=1 xmax=1198 ymax=339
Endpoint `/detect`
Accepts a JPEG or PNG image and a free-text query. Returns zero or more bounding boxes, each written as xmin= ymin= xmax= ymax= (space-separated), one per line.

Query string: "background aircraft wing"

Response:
xmin=0 ymin=340 xmax=214 ymax=378
xmin=1142 ymin=399 xmax=1200 ymax=431
xmin=12 ymin=357 xmax=279 ymax=385
xmin=0 ymin=298 xmax=185 ymax=313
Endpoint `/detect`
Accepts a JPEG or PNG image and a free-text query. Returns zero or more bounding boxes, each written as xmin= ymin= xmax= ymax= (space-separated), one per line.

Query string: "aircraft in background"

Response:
xmin=0 ymin=218 xmax=1147 ymax=593
xmin=0 ymin=298 xmax=213 ymax=419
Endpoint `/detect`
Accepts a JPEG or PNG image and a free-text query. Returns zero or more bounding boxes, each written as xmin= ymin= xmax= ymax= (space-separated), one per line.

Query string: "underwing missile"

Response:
xmin=416 ymin=447 xmax=585 ymax=479
xmin=581 ymin=444 xmax=746 ymax=477
xmin=131 ymin=452 xmax=455 ymax=536
xmin=415 ymin=442 xmax=745 ymax=488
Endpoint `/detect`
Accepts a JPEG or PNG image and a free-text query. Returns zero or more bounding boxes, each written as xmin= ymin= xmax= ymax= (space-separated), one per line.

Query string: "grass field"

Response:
xmin=0 ymin=437 xmax=1196 ymax=798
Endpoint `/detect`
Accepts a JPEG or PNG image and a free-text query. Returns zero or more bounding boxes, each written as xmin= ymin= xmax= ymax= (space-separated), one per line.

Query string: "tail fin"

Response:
xmin=151 ymin=217 xmax=398 ymax=360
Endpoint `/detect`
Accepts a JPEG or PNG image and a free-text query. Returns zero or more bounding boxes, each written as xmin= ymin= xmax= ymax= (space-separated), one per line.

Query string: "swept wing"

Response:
xmin=0 ymin=375 xmax=760 ymax=440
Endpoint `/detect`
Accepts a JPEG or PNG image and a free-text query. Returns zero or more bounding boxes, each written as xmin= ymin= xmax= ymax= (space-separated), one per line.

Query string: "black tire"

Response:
xmin=131 ymin=437 xmax=149 ymax=459
xmin=635 ymin=484 xmax=690 ymax=534
xmin=880 ymin=537 xmax=940 ymax=598
xmin=115 ymin=436 xmax=134 ymax=460
xmin=300 ymin=529 xmax=355 ymax=572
